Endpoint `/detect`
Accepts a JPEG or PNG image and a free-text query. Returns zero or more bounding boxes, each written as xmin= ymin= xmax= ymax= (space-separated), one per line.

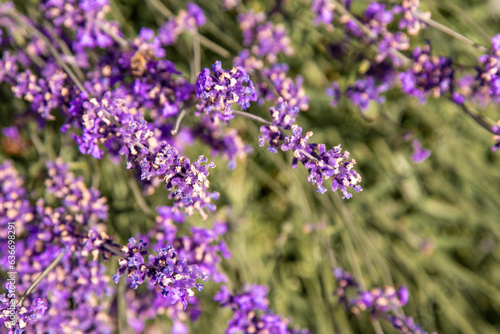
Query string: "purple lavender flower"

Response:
xmin=0 ymin=160 xmax=114 ymax=333
xmin=261 ymin=63 xmax=309 ymax=111
xmin=113 ymin=238 xmax=207 ymax=309
xmin=259 ymin=103 xmax=362 ymax=198
xmin=393 ymin=0 xmax=429 ymax=36
xmin=474 ymin=34 xmax=500 ymax=104
xmin=252 ymin=22 xmax=294 ymax=63
xmin=399 ymin=45 xmax=454 ymax=102
xmin=412 ymin=139 xmax=431 ymax=163
xmin=312 ymin=0 xmax=335 ymax=26
xmin=0 ymin=161 xmax=33 ymax=239
xmin=186 ymin=3 xmax=206 ymax=29
xmin=0 ymin=283 xmax=47 ymax=333
xmin=157 ymin=3 xmax=205 ymax=47
xmin=334 ymin=268 xmax=436 ymax=334
xmin=215 ymin=284 xmax=310 ymax=334
xmin=238 ymin=11 xmax=266 ymax=47
xmin=492 ymin=121 xmax=500 ymax=152
xmin=192 ymin=116 xmax=253 ymax=169
xmin=326 ymin=82 xmax=340 ymax=107
xmin=196 ymin=61 xmax=257 ymax=122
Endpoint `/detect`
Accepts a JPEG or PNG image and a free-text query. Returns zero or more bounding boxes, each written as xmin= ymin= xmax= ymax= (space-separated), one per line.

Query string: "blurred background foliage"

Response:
xmin=2 ymin=0 xmax=500 ymax=333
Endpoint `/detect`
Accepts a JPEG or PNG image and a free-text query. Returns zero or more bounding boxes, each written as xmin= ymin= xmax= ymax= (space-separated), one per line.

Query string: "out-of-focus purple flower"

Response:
xmin=222 ymin=0 xmax=240 ymax=11
xmin=399 ymin=45 xmax=454 ymax=103
xmin=186 ymin=3 xmax=206 ymax=28
xmin=326 ymin=82 xmax=340 ymax=107
xmin=388 ymin=314 xmax=437 ymax=334
xmin=393 ymin=0 xmax=429 ymax=36
xmin=215 ymin=284 xmax=310 ymax=334
xmin=192 ymin=116 xmax=253 ymax=169
xmin=12 ymin=66 xmax=71 ymax=120
xmin=1 ymin=283 xmax=47 ymax=333
xmin=0 ymin=160 xmax=33 ymax=238
xmin=492 ymin=121 xmax=500 ymax=152
xmin=412 ymin=139 xmax=431 ymax=163
xmin=334 ymin=268 xmax=434 ymax=334
xmin=238 ymin=11 xmax=266 ymax=47
xmin=312 ymin=0 xmax=335 ymax=26
xmin=238 ymin=10 xmax=294 ymax=63
xmin=158 ymin=2 xmax=205 ymax=47
xmin=196 ymin=61 xmax=257 ymax=122
xmin=261 ymin=63 xmax=309 ymax=111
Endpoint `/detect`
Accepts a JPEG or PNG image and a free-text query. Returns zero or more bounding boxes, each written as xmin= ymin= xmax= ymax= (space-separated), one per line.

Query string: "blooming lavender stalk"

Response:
xmin=259 ymin=103 xmax=362 ymax=198
xmin=113 ymin=237 xmax=207 ymax=309
xmin=0 ymin=159 xmax=113 ymax=333
xmin=215 ymin=285 xmax=310 ymax=334
xmin=0 ymin=282 xmax=47 ymax=334
xmin=334 ymin=269 xmax=436 ymax=334
xmin=196 ymin=60 xmax=257 ymax=122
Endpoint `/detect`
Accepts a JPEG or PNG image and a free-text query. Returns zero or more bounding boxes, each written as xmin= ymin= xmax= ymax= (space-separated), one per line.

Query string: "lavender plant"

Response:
xmin=1 ymin=0 xmax=500 ymax=333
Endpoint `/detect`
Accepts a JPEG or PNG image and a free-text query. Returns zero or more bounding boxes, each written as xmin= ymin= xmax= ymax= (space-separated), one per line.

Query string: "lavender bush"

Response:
xmin=1 ymin=0 xmax=500 ymax=333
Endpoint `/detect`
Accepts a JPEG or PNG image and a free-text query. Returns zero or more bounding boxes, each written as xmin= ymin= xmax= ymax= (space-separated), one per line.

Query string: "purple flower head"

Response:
xmin=186 ymin=3 xmax=206 ymax=28
xmin=216 ymin=284 xmax=310 ymax=334
xmin=492 ymin=121 xmax=500 ymax=152
xmin=196 ymin=61 xmax=257 ymax=122
xmin=399 ymin=45 xmax=454 ymax=103
xmin=114 ymin=239 xmax=206 ymax=309
xmin=238 ymin=11 xmax=266 ymax=47
xmin=393 ymin=0 xmax=428 ymax=36
xmin=259 ymin=103 xmax=362 ymax=198
xmin=312 ymin=0 xmax=335 ymax=25
xmin=334 ymin=268 xmax=434 ymax=333
xmin=261 ymin=63 xmax=309 ymax=111
xmin=412 ymin=139 xmax=431 ymax=163
xmin=1 ymin=283 xmax=47 ymax=333
xmin=326 ymin=82 xmax=340 ymax=107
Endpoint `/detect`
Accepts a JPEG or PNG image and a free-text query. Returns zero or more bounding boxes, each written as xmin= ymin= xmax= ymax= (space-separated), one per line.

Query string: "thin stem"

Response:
xmin=233 ymin=110 xmax=272 ymax=125
xmin=198 ymin=34 xmax=231 ymax=58
xmin=414 ymin=11 xmax=488 ymax=53
xmin=128 ymin=176 xmax=155 ymax=218
xmin=18 ymin=251 xmax=65 ymax=307
xmin=146 ymin=0 xmax=174 ymax=17
xmin=460 ymin=103 xmax=497 ymax=134
xmin=43 ymin=23 xmax=86 ymax=80
xmin=171 ymin=109 xmax=189 ymax=135
xmin=29 ymin=127 xmax=48 ymax=161
xmin=298 ymin=149 xmax=317 ymax=161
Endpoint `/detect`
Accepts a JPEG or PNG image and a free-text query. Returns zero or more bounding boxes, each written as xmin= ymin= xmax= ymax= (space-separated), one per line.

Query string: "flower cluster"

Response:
xmin=215 ymin=285 xmax=310 ymax=334
xmin=0 ymin=282 xmax=47 ymax=333
xmin=196 ymin=61 xmax=257 ymax=122
xmin=113 ymin=237 xmax=207 ymax=309
xmin=400 ymin=44 xmax=455 ymax=103
xmin=334 ymin=269 xmax=436 ymax=334
xmin=259 ymin=103 xmax=362 ymax=198
xmin=158 ymin=2 xmax=206 ymax=46
xmin=238 ymin=9 xmax=294 ymax=63
xmin=0 ymin=160 xmax=113 ymax=333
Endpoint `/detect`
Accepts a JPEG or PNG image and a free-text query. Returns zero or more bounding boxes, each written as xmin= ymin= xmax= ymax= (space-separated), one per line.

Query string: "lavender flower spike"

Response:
xmin=196 ymin=61 xmax=257 ymax=122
